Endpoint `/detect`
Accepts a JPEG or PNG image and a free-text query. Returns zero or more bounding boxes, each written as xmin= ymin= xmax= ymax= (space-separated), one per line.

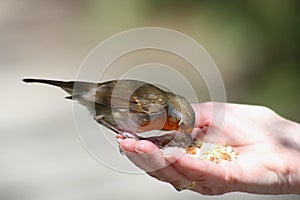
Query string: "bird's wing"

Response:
xmin=79 ymin=80 xmax=168 ymax=114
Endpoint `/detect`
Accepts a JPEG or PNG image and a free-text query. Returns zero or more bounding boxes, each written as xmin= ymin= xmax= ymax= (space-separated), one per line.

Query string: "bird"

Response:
xmin=23 ymin=78 xmax=195 ymax=148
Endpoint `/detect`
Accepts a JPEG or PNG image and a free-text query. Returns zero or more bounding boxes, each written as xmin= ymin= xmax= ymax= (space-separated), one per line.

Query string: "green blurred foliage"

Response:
xmin=84 ymin=0 xmax=299 ymax=121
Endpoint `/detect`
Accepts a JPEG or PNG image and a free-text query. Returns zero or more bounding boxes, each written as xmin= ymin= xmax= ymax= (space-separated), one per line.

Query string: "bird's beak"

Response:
xmin=179 ymin=122 xmax=194 ymax=134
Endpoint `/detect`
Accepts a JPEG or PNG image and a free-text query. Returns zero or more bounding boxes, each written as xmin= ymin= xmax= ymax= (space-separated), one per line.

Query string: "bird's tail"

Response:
xmin=23 ymin=78 xmax=96 ymax=95
xmin=23 ymin=78 xmax=73 ymax=87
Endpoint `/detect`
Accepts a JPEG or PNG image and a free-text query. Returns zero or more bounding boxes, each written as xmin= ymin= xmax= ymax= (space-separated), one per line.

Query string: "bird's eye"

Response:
xmin=169 ymin=115 xmax=180 ymax=123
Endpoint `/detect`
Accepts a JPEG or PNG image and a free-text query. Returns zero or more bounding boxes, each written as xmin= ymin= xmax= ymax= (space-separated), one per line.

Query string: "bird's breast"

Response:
xmin=111 ymin=109 xmax=168 ymax=133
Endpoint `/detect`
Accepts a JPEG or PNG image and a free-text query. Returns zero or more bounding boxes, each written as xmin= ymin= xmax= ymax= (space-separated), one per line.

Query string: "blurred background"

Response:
xmin=1 ymin=0 xmax=299 ymax=200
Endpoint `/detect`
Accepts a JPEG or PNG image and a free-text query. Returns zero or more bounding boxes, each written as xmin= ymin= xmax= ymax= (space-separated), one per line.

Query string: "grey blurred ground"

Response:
xmin=0 ymin=1 xmax=299 ymax=200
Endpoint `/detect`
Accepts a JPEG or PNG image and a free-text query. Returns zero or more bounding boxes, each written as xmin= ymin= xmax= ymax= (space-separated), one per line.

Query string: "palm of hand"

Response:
xmin=187 ymin=104 xmax=292 ymax=195
xmin=120 ymin=103 xmax=298 ymax=195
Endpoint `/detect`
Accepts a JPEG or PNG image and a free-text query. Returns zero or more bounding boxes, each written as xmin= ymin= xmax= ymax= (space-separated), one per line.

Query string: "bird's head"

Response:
xmin=164 ymin=93 xmax=195 ymax=134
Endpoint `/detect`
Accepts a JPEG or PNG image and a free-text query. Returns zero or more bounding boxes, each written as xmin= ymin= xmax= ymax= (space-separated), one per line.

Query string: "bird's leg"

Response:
xmin=94 ymin=115 xmax=138 ymax=154
xmin=94 ymin=115 xmax=136 ymax=136
xmin=94 ymin=115 xmax=123 ymax=134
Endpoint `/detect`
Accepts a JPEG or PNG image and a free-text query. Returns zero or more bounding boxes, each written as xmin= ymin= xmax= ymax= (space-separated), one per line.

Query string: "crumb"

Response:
xmin=185 ymin=142 xmax=239 ymax=163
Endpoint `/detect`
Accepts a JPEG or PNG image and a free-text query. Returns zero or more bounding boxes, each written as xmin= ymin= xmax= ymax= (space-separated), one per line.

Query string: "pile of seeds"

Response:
xmin=185 ymin=142 xmax=239 ymax=164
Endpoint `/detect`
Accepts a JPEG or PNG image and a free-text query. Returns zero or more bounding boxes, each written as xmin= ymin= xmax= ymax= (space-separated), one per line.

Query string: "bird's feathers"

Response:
xmin=23 ymin=78 xmax=168 ymax=115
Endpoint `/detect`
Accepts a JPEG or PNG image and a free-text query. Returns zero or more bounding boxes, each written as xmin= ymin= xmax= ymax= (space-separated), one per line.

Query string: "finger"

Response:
xmin=147 ymin=163 xmax=193 ymax=189
xmin=119 ymin=138 xmax=137 ymax=153
xmin=120 ymin=140 xmax=194 ymax=189
xmin=120 ymin=139 xmax=153 ymax=171
xmin=120 ymin=139 xmax=154 ymax=170
xmin=192 ymin=102 xmax=213 ymax=128
xmin=193 ymin=102 xmax=226 ymax=125
xmin=134 ymin=140 xmax=168 ymax=172
xmin=193 ymin=103 xmax=241 ymax=145
xmin=163 ymin=147 xmax=226 ymax=182
xmin=192 ymin=127 xmax=223 ymax=144
xmin=163 ymin=148 xmax=236 ymax=195
xmin=120 ymin=139 xmax=167 ymax=172
xmin=162 ymin=148 xmax=225 ymax=194
xmin=146 ymin=147 xmax=195 ymax=188
xmin=192 ymin=127 xmax=233 ymax=146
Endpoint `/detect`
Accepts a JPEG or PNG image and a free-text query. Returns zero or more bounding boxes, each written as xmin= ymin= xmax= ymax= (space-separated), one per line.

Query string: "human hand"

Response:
xmin=119 ymin=102 xmax=300 ymax=195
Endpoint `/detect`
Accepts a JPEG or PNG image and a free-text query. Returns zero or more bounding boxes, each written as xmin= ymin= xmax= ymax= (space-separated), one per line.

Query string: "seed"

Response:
xmin=185 ymin=141 xmax=239 ymax=164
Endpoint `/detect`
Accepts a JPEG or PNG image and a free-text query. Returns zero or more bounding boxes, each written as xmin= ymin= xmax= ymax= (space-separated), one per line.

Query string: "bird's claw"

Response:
xmin=116 ymin=132 xmax=137 ymax=142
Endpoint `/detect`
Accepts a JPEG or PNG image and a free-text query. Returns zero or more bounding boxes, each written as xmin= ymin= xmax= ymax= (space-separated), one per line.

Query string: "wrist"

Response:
xmin=284 ymin=120 xmax=300 ymax=194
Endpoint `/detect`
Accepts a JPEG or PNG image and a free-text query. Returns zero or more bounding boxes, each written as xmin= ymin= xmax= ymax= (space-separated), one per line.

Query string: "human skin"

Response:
xmin=119 ymin=102 xmax=300 ymax=195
